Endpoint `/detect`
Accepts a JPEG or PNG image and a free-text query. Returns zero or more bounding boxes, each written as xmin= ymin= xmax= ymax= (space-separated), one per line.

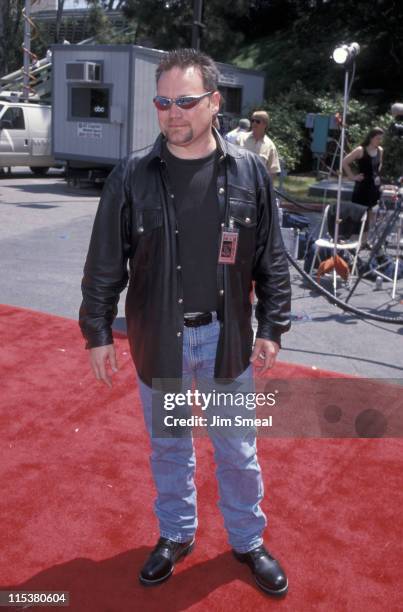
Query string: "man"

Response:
xmin=237 ymin=110 xmax=281 ymax=177
xmin=224 ymin=117 xmax=251 ymax=144
xmin=79 ymin=49 xmax=291 ymax=597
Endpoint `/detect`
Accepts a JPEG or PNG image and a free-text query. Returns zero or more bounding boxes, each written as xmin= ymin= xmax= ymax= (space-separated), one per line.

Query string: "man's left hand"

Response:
xmin=250 ymin=338 xmax=279 ymax=376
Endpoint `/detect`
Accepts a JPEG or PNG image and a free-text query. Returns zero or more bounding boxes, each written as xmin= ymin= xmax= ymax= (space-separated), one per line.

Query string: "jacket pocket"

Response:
xmin=227 ymin=198 xmax=257 ymax=266
xmin=134 ymin=207 xmax=163 ymax=235
xmin=130 ymin=206 xmax=163 ymax=275
xmin=229 ymin=198 xmax=257 ymax=228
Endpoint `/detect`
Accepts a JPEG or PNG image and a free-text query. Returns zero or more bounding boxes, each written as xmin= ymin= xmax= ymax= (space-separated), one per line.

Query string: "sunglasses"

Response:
xmin=153 ymin=91 xmax=213 ymax=111
xmin=251 ymin=118 xmax=262 ymax=124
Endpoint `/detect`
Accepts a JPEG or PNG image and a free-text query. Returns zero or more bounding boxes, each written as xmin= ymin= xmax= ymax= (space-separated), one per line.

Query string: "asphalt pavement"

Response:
xmin=1 ymin=168 xmax=402 ymax=379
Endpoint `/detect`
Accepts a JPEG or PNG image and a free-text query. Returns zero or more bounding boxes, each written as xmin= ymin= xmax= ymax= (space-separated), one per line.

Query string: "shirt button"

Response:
xmin=219 ymin=289 xmax=224 ymax=295
xmin=178 ymin=298 xmax=183 ymax=304
xmin=138 ymin=226 xmax=144 ymax=233
xmin=170 ymin=194 xmax=175 ymax=199
xmin=177 ymin=331 xmax=182 ymax=337
xmin=218 ymin=187 xmax=225 ymax=195
xmin=245 ymin=217 xmax=251 ymax=223
xmin=177 ymin=265 xmax=182 ymax=270
xmin=175 ymin=229 xmax=179 ymax=234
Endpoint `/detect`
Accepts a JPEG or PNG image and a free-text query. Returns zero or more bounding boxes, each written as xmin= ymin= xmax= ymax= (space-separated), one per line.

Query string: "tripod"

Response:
xmin=345 ymin=197 xmax=403 ymax=302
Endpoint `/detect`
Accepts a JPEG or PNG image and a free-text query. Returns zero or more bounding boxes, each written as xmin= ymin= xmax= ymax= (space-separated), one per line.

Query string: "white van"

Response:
xmin=0 ymin=100 xmax=56 ymax=175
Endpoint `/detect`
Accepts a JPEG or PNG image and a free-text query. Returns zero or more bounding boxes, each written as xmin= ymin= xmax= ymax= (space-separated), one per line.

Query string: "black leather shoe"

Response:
xmin=233 ymin=545 xmax=288 ymax=596
xmin=139 ymin=537 xmax=195 ymax=586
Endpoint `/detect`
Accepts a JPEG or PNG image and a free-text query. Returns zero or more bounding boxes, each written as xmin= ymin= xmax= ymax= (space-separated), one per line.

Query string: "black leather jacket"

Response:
xmin=79 ymin=129 xmax=291 ymax=387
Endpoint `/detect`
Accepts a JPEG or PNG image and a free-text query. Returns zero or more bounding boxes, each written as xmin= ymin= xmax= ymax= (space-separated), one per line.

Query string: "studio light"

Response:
xmin=332 ymin=46 xmax=349 ymax=65
xmin=332 ymin=42 xmax=360 ymax=66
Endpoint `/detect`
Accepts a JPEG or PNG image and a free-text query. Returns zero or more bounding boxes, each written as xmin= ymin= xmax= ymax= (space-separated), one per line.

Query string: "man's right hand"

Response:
xmin=89 ymin=344 xmax=118 ymax=388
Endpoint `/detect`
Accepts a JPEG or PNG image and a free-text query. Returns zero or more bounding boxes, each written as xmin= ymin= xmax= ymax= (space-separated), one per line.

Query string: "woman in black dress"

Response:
xmin=343 ymin=127 xmax=384 ymax=209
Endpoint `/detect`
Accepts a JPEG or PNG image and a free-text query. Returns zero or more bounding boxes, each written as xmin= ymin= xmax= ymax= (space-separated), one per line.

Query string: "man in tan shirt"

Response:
xmin=236 ymin=110 xmax=281 ymax=176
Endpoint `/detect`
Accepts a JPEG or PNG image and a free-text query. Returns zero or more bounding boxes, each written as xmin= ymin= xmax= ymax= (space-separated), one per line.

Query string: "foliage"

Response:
xmin=233 ymin=0 xmax=403 ymax=105
xmin=310 ymin=93 xmax=378 ymax=152
xmin=254 ymin=82 xmax=383 ymax=173
xmin=308 ymin=95 xmax=403 ymax=182
xmin=287 ymin=0 xmax=403 ymax=102
xmin=199 ymin=0 xmax=249 ymax=62
xmin=261 ymin=82 xmax=308 ymax=172
xmin=0 ymin=0 xmax=25 ymax=76
xmin=262 ymin=82 xmax=402 ymax=180
xmin=123 ymin=0 xmax=193 ymax=49
xmin=86 ymin=0 xmax=116 ymax=43
xmin=123 ymin=0 xmax=249 ymax=60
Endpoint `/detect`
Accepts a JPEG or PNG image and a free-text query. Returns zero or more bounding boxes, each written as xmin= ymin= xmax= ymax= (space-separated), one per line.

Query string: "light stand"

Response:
xmin=330 ymin=43 xmax=360 ymax=295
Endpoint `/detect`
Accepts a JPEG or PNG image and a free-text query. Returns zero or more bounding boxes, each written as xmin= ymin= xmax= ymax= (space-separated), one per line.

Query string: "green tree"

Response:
xmin=0 ymin=0 xmax=24 ymax=77
xmin=86 ymin=0 xmax=116 ymax=43
xmin=262 ymin=82 xmax=309 ymax=172
xmin=257 ymin=82 xmax=381 ymax=173
xmin=123 ymin=0 xmax=193 ymax=49
xmin=234 ymin=0 xmax=403 ymax=104
xmin=123 ymin=0 xmax=250 ymax=60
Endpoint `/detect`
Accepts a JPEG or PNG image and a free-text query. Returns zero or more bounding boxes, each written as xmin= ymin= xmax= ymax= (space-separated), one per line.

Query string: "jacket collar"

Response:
xmin=146 ymin=127 xmax=244 ymax=165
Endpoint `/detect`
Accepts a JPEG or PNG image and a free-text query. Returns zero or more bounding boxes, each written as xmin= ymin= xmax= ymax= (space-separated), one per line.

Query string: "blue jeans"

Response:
xmin=136 ymin=315 xmax=267 ymax=553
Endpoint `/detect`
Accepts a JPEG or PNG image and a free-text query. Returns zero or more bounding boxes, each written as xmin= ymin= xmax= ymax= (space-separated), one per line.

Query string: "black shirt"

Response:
xmin=352 ymin=148 xmax=382 ymax=208
xmin=163 ymin=143 xmax=219 ymax=313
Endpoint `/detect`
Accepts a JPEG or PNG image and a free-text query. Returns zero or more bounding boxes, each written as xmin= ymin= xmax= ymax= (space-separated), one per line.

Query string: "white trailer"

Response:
xmin=51 ymin=44 xmax=265 ymax=180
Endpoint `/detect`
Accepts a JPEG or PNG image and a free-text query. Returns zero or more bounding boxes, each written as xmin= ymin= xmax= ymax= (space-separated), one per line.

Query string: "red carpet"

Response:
xmin=0 ymin=304 xmax=402 ymax=611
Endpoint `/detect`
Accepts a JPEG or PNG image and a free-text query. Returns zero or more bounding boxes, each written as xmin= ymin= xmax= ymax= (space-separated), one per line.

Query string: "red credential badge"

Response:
xmin=218 ymin=227 xmax=239 ymax=265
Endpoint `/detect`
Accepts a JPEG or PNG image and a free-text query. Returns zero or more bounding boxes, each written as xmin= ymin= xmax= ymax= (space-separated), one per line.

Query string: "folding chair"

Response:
xmin=309 ymin=202 xmax=368 ymax=280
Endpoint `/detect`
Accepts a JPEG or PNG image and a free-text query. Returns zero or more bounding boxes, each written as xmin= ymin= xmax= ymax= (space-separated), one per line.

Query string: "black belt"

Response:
xmin=184 ymin=312 xmax=213 ymax=327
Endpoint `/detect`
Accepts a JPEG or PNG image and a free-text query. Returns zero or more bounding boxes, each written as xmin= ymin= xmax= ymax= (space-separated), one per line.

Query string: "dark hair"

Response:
xmin=361 ymin=127 xmax=384 ymax=147
xmin=155 ymin=48 xmax=219 ymax=92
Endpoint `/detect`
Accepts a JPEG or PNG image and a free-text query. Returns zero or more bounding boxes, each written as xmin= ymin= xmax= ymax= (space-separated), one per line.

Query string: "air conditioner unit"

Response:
xmin=66 ymin=62 xmax=102 ymax=83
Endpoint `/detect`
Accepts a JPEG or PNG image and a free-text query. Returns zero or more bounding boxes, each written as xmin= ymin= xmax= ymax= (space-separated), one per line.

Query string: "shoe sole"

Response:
xmin=138 ymin=539 xmax=195 ymax=587
xmin=233 ymin=551 xmax=288 ymax=597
